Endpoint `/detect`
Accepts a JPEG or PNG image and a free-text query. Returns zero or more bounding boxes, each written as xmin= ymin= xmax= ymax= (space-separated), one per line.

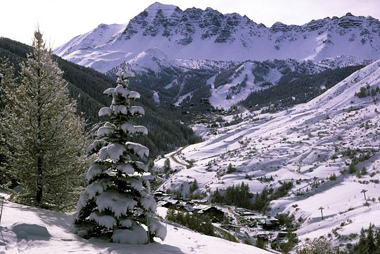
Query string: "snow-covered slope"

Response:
xmin=108 ymin=53 xmax=367 ymax=110
xmin=208 ymin=59 xmax=328 ymax=109
xmin=127 ymin=48 xmax=174 ymax=73
xmin=54 ymin=2 xmax=380 ymax=73
xmin=155 ymin=60 xmax=380 ymax=244
xmin=0 ymin=199 xmax=271 ymax=254
xmin=54 ymin=23 xmax=127 ymax=72
xmin=107 ymin=47 xmax=233 ymax=74
xmin=317 ymin=55 xmax=373 ymax=69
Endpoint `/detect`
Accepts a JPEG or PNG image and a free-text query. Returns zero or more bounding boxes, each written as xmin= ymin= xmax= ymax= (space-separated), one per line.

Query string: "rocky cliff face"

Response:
xmin=54 ymin=2 xmax=380 ymax=73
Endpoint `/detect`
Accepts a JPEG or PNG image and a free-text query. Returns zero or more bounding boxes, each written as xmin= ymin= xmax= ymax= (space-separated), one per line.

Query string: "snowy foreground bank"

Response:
xmin=0 ymin=200 xmax=270 ymax=254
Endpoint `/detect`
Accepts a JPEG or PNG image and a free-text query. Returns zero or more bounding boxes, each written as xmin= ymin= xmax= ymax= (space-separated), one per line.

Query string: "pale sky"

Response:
xmin=1 ymin=0 xmax=380 ymax=48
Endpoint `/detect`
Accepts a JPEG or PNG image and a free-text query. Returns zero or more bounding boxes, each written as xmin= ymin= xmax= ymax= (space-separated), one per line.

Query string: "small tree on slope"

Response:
xmin=73 ymin=67 xmax=167 ymax=244
xmin=6 ymin=31 xmax=86 ymax=210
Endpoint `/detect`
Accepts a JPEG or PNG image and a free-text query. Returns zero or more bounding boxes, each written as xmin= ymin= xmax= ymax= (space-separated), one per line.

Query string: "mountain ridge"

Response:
xmin=54 ymin=3 xmax=380 ymax=73
xmin=103 ymin=48 xmax=369 ymax=111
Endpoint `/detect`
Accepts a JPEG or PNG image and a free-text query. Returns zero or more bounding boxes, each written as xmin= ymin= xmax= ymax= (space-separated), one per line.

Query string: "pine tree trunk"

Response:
xmin=36 ymin=154 xmax=43 ymax=204
xmin=36 ymin=66 xmax=43 ymax=205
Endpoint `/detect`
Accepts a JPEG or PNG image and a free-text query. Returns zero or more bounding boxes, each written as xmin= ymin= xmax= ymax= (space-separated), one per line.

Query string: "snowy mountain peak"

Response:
xmin=270 ymin=21 xmax=290 ymax=32
xmin=144 ymin=2 xmax=179 ymax=17
xmin=127 ymin=48 xmax=173 ymax=73
xmin=138 ymin=48 xmax=170 ymax=61
xmin=145 ymin=2 xmax=178 ymax=13
xmin=54 ymin=3 xmax=380 ymax=73
xmin=54 ymin=23 xmax=126 ymax=58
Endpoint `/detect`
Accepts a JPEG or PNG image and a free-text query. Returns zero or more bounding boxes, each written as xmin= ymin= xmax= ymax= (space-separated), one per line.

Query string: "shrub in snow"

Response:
xmin=73 ymin=67 xmax=166 ymax=243
xmin=296 ymin=237 xmax=335 ymax=254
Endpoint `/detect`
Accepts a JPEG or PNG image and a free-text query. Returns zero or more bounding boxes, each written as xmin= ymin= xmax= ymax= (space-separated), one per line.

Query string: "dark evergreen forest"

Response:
xmin=0 ymin=37 xmax=201 ymax=158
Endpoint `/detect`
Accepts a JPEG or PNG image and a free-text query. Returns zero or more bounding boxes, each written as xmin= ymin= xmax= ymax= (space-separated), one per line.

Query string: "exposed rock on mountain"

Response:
xmin=54 ymin=2 xmax=380 ymax=73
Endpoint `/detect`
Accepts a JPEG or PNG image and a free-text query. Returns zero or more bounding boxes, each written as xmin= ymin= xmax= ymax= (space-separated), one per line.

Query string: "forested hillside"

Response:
xmin=0 ymin=37 xmax=200 ymax=157
xmin=241 ymin=65 xmax=364 ymax=112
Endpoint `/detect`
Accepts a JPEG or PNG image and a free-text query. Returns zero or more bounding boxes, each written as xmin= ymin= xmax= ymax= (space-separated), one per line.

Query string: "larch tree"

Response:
xmin=73 ymin=67 xmax=167 ymax=244
xmin=6 ymin=31 xmax=86 ymax=210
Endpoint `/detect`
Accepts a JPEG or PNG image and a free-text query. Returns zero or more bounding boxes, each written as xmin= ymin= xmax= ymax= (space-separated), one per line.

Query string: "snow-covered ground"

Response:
xmin=156 ymin=60 xmax=380 ymax=245
xmin=0 ymin=199 xmax=270 ymax=254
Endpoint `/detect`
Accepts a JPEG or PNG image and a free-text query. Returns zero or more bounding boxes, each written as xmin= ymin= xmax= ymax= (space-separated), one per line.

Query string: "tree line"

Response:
xmin=211 ymin=181 xmax=293 ymax=212
xmin=242 ymin=66 xmax=364 ymax=112
xmin=296 ymin=224 xmax=380 ymax=254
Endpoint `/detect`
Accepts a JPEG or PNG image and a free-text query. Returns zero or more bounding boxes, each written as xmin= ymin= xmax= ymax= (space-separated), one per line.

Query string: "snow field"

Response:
xmin=0 ymin=200 xmax=271 ymax=254
xmin=155 ymin=60 xmax=380 ymax=244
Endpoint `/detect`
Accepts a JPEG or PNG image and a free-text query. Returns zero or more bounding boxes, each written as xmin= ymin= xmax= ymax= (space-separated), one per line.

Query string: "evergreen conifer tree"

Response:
xmin=73 ymin=67 xmax=166 ymax=244
xmin=356 ymin=228 xmax=368 ymax=254
xmin=375 ymin=228 xmax=380 ymax=254
xmin=0 ymin=58 xmax=16 ymax=184
xmin=6 ymin=31 xmax=86 ymax=210
xmin=211 ymin=187 xmax=223 ymax=203
xmin=0 ymin=58 xmax=16 ymax=109
xmin=367 ymin=224 xmax=376 ymax=254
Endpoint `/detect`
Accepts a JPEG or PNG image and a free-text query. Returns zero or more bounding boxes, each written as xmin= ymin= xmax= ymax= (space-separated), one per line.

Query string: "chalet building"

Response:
xmin=263 ymin=218 xmax=280 ymax=230
xmin=200 ymin=98 xmax=210 ymax=104
xmin=199 ymin=206 xmax=225 ymax=221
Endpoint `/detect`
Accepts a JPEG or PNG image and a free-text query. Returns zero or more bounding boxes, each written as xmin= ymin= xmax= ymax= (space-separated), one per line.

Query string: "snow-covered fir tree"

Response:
xmin=5 ymin=31 xmax=86 ymax=210
xmin=73 ymin=66 xmax=167 ymax=244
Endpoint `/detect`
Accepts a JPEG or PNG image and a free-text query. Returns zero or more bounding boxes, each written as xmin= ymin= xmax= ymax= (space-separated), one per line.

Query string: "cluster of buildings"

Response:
xmin=155 ymin=191 xmax=297 ymax=250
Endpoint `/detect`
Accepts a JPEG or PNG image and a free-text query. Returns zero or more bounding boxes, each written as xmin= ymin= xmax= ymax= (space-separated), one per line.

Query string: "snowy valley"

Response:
xmin=1 ymin=1 xmax=380 ymax=254
xmin=154 ymin=59 xmax=380 ymax=251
